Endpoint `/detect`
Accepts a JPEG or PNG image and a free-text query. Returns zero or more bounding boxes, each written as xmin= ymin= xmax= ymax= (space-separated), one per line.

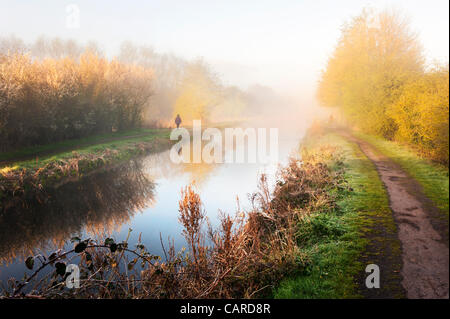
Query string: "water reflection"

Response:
xmin=0 ymin=160 xmax=155 ymax=265
xmin=0 ymin=124 xmax=305 ymax=282
xmin=143 ymin=149 xmax=220 ymax=186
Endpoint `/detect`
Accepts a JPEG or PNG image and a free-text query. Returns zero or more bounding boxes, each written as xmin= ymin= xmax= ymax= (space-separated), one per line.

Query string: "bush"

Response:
xmin=389 ymin=65 xmax=449 ymax=163
xmin=0 ymin=52 xmax=153 ymax=152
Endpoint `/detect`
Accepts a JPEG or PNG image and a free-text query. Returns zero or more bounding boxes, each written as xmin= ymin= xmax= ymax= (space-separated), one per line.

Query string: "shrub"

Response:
xmin=0 ymin=52 xmax=153 ymax=152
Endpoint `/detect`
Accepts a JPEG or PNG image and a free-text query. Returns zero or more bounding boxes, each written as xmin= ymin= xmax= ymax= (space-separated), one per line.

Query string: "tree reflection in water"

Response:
xmin=0 ymin=159 xmax=155 ymax=265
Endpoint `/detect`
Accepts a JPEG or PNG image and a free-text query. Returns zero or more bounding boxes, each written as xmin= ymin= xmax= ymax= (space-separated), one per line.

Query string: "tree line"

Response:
xmin=0 ymin=36 xmax=280 ymax=152
xmin=0 ymin=51 xmax=152 ymax=151
xmin=318 ymin=9 xmax=449 ymax=163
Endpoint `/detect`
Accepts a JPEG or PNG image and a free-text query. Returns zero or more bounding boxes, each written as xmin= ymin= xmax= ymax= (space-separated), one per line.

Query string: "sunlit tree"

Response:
xmin=318 ymin=8 xmax=424 ymax=139
xmin=317 ymin=8 xmax=449 ymax=164
xmin=173 ymin=59 xmax=222 ymax=125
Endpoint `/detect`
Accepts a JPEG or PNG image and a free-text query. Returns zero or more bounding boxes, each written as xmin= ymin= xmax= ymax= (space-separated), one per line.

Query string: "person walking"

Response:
xmin=175 ymin=114 xmax=182 ymax=128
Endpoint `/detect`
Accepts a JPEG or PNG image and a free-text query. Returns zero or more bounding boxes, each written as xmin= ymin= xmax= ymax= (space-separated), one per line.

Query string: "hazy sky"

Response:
xmin=1 ymin=0 xmax=448 ymax=101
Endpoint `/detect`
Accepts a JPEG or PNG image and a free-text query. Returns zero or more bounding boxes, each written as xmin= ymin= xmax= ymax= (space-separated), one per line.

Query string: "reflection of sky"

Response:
xmin=116 ymin=159 xmax=277 ymax=255
xmin=116 ymin=130 xmax=303 ymax=255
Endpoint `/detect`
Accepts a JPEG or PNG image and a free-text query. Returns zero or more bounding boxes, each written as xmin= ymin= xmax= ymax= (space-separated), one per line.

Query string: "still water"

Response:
xmin=0 ymin=124 xmax=307 ymax=284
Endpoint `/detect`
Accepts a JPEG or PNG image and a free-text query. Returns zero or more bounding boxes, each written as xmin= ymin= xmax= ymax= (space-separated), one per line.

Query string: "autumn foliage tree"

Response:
xmin=318 ymin=8 xmax=449 ymax=163
xmin=389 ymin=64 xmax=449 ymax=161
xmin=0 ymin=36 xmax=272 ymax=152
xmin=0 ymin=51 xmax=153 ymax=151
xmin=173 ymin=60 xmax=222 ymax=125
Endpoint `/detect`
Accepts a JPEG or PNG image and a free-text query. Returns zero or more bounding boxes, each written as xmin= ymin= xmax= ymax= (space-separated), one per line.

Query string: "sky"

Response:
xmin=1 ymin=0 xmax=448 ymax=102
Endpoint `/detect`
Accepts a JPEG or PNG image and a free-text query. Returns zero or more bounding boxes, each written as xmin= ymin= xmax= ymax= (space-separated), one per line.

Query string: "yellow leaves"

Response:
xmin=390 ymin=66 xmax=449 ymax=163
xmin=0 ymin=48 xmax=155 ymax=151
xmin=0 ymin=165 xmax=18 ymax=176
xmin=173 ymin=60 xmax=221 ymax=124
xmin=318 ymin=8 xmax=448 ymax=163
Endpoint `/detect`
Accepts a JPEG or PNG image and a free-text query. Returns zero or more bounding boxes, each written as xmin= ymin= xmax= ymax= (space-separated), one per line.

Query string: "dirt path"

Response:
xmin=342 ymin=131 xmax=449 ymax=299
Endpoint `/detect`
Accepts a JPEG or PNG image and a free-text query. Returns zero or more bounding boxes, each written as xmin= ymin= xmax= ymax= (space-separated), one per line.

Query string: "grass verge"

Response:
xmin=0 ymin=128 xmax=172 ymax=200
xmin=274 ymin=130 xmax=403 ymax=298
xmin=0 ymin=128 xmax=170 ymax=165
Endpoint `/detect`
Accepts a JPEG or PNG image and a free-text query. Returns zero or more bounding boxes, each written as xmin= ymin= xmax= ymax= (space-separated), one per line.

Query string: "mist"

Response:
xmin=1 ymin=1 xmax=447 ymax=114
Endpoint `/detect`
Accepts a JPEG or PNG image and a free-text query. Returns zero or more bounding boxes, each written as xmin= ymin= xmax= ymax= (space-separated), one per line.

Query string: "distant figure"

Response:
xmin=175 ymin=114 xmax=182 ymax=128
xmin=328 ymin=114 xmax=334 ymax=125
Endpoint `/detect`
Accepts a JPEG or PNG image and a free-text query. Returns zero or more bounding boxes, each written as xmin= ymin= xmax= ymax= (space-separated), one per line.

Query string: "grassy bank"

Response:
xmin=354 ymin=132 xmax=449 ymax=219
xmin=274 ymin=130 xmax=402 ymax=298
xmin=0 ymin=128 xmax=172 ymax=200
xmin=0 ymin=128 xmax=170 ymax=164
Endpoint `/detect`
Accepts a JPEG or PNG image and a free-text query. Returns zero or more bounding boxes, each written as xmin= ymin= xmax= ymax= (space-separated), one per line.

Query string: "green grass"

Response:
xmin=354 ymin=132 xmax=449 ymax=218
xmin=0 ymin=128 xmax=174 ymax=200
xmin=0 ymin=128 xmax=170 ymax=163
xmin=274 ymin=132 xmax=400 ymax=298
xmin=1 ymin=128 xmax=171 ymax=171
